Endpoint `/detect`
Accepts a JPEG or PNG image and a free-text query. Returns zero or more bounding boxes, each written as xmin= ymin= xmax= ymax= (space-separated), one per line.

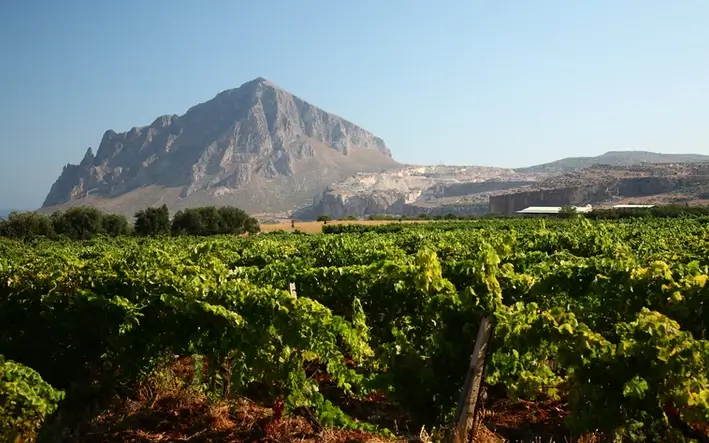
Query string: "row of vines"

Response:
xmin=1 ymin=217 xmax=708 ymax=441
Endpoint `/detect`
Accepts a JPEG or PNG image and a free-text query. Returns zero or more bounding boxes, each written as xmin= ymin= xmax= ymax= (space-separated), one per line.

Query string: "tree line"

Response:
xmin=317 ymin=213 xmax=510 ymax=223
xmin=584 ymin=204 xmax=709 ymax=219
xmin=319 ymin=204 xmax=709 ymax=223
xmin=0 ymin=205 xmax=260 ymax=240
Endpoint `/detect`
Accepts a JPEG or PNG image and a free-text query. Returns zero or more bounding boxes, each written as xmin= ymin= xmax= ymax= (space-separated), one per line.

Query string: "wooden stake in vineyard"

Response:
xmin=447 ymin=316 xmax=494 ymax=443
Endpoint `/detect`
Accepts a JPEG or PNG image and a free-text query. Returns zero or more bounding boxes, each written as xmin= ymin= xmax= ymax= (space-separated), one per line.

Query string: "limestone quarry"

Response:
xmin=299 ymin=165 xmax=540 ymax=219
xmin=303 ymin=158 xmax=709 ymax=218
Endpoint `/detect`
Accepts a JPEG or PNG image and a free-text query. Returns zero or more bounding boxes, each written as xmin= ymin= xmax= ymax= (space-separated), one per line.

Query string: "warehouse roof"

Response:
xmin=516 ymin=205 xmax=593 ymax=214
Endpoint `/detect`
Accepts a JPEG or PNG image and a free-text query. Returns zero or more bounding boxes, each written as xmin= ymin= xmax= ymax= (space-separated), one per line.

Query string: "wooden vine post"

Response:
xmin=447 ymin=316 xmax=495 ymax=443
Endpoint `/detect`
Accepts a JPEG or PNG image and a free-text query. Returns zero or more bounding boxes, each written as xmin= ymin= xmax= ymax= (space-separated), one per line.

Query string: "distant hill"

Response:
xmin=42 ymin=77 xmax=399 ymax=217
xmin=515 ymin=151 xmax=709 ymax=174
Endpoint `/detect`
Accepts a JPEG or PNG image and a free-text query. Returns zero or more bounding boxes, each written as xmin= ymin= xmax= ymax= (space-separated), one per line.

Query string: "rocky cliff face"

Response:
xmin=489 ymin=163 xmax=709 ymax=214
xmin=299 ymin=166 xmax=539 ymax=219
xmin=43 ymin=77 xmax=399 ymax=216
xmin=488 ymin=186 xmax=606 ymax=214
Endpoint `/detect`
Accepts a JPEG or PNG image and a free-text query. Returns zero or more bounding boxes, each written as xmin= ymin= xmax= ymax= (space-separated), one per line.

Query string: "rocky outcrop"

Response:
xmin=489 ymin=186 xmax=607 ymax=214
xmin=42 ymin=77 xmax=399 ymax=216
xmin=489 ymin=163 xmax=709 ymax=214
xmin=299 ymin=166 xmax=539 ymax=219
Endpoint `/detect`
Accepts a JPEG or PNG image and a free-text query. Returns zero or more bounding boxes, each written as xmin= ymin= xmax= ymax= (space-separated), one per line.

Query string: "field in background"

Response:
xmin=260 ymin=219 xmax=432 ymax=233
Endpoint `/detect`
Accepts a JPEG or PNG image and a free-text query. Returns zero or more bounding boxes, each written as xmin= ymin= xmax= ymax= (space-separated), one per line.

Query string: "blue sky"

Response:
xmin=1 ymin=0 xmax=708 ymax=209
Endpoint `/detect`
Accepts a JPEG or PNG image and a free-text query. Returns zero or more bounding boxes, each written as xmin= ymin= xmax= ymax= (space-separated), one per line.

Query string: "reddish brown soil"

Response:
xmin=67 ymin=389 xmax=623 ymax=443
xmin=70 ymin=391 xmax=606 ymax=442
xmin=482 ymin=398 xmax=570 ymax=441
xmin=75 ymin=394 xmax=397 ymax=443
xmin=63 ymin=357 xmax=611 ymax=442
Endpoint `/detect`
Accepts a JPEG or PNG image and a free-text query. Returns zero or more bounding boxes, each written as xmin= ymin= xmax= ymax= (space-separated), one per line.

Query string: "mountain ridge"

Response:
xmin=514 ymin=151 xmax=709 ymax=174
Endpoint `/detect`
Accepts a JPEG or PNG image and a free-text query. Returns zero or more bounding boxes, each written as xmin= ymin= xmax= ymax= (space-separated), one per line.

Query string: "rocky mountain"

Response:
xmin=42 ymin=77 xmax=399 ymax=217
xmin=515 ymin=151 xmax=709 ymax=174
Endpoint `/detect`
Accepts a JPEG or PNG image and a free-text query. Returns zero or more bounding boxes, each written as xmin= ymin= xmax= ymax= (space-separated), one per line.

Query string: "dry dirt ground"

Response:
xmin=68 ymin=391 xmax=607 ymax=443
xmin=60 ymin=359 xmax=612 ymax=443
xmin=260 ymin=220 xmax=432 ymax=233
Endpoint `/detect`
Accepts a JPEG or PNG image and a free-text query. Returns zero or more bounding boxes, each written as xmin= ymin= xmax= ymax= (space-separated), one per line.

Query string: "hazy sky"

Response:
xmin=1 ymin=0 xmax=708 ymax=209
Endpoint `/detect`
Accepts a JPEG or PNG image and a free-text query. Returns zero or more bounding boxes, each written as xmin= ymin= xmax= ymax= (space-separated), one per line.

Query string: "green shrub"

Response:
xmin=0 ymin=356 xmax=64 ymax=442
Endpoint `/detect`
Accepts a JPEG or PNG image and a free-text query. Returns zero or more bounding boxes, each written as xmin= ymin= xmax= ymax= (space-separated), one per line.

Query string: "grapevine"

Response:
xmin=0 ymin=217 xmax=708 ymax=440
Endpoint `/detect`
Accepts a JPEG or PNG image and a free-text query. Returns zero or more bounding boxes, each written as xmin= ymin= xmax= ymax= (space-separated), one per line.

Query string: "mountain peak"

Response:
xmin=238 ymin=76 xmax=277 ymax=89
xmin=80 ymin=147 xmax=94 ymax=166
xmin=42 ymin=79 xmax=399 ymax=215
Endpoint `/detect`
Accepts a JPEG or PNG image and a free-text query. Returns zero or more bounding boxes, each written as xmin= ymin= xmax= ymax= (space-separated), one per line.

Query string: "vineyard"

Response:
xmin=1 ymin=218 xmax=709 ymax=442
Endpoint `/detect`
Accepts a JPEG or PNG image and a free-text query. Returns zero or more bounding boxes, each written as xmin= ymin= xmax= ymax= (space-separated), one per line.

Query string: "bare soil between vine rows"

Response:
xmin=69 ymin=380 xmax=598 ymax=442
xmin=71 ymin=394 xmax=605 ymax=442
